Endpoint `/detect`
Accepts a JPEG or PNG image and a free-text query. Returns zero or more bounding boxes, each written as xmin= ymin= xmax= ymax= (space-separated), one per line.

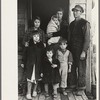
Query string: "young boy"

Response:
xmin=56 ymin=39 xmax=73 ymax=95
xmin=42 ymin=47 xmax=61 ymax=98
xmin=47 ymin=15 xmax=61 ymax=45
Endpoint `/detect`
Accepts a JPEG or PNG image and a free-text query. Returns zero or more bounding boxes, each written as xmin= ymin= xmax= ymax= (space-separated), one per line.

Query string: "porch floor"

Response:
xmin=18 ymin=91 xmax=89 ymax=100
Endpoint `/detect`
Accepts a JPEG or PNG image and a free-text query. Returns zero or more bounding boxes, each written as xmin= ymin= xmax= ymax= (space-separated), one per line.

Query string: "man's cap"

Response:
xmin=72 ymin=5 xmax=84 ymax=13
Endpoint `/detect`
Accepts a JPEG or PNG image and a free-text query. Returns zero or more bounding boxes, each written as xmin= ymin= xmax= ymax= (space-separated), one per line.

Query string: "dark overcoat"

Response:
xmin=42 ymin=57 xmax=61 ymax=84
xmin=24 ymin=39 xmax=45 ymax=80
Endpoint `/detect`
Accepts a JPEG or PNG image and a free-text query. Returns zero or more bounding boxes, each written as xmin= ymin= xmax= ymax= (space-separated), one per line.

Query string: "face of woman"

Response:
xmin=34 ymin=19 xmax=40 ymax=28
xmin=56 ymin=11 xmax=63 ymax=21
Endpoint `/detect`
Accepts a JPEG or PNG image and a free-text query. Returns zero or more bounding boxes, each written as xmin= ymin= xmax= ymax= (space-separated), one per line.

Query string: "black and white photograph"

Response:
xmin=6 ymin=0 xmax=98 ymax=100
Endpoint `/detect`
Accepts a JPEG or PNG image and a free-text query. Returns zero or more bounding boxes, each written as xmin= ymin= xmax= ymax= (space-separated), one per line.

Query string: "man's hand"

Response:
xmin=51 ymin=64 xmax=57 ymax=68
xmin=80 ymin=51 xmax=86 ymax=60
xmin=68 ymin=64 xmax=72 ymax=72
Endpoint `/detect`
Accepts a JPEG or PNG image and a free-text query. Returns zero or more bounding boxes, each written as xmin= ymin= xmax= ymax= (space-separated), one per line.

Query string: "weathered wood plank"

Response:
xmin=74 ymin=96 xmax=83 ymax=100
xmin=38 ymin=93 xmax=45 ymax=100
xmin=68 ymin=92 xmax=75 ymax=100
xmin=81 ymin=91 xmax=88 ymax=100
xmin=22 ymin=96 xmax=27 ymax=100
xmin=60 ymin=94 xmax=68 ymax=100
xmin=73 ymin=92 xmax=83 ymax=100
xmin=32 ymin=95 xmax=39 ymax=100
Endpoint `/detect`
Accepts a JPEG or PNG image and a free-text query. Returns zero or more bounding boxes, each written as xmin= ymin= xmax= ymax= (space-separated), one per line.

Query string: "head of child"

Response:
xmin=32 ymin=16 xmax=41 ymax=29
xmin=51 ymin=15 xmax=59 ymax=25
xmin=32 ymin=32 xmax=40 ymax=43
xmin=46 ymin=48 xmax=54 ymax=59
xmin=59 ymin=39 xmax=68 ymax=51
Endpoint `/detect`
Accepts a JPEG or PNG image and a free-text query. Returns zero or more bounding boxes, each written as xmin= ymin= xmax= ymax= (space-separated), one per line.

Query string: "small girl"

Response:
xmin=56 ymin=38 xmax=73 ymax=95
xmin=42 ymin=47 xmax=61 ymax=98
xmin=47 ymin=15 xmax=61 ymax=45
xmin=23 ymin=16 xmax=46 ymax=47
xmin=22 ymin=32 xmax=45 ymax=99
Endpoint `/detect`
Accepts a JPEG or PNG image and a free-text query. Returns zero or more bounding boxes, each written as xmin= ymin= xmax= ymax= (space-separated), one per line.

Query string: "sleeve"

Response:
xmin=41 ymin=30 xmax=46 ymax=43
xmin=68 ymin=51 xmax=73 ymax=63
xmin=54 ymin=59 xmax=60 ymax=69
xmin=40 ymin=47 xmax=46 ymax=74
xmin=82 ymin=22 xmax=90 ymax=52
xmin=21 ymin=47 xmax=28 ymax=69
xmin=22 ymin=29 xmax=31 ymax=45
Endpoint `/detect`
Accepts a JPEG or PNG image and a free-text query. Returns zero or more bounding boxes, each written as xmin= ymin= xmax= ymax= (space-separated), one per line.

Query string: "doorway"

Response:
xmin=32 ymin=0 xmax=69 ymax=31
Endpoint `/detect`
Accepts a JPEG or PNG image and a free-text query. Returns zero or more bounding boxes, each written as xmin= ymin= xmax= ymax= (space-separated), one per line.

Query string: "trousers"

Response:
xmin=69 ymin=46 xmax=87 ymax=90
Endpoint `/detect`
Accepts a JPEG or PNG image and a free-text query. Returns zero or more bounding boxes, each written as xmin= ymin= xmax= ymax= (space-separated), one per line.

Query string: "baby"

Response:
xmin=47 ymin=15 xmax=61 ymax=45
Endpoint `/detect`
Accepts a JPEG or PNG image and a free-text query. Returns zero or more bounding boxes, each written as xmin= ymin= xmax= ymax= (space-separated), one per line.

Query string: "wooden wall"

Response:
xmin=18 ymin=0 xmax=29 ymax=54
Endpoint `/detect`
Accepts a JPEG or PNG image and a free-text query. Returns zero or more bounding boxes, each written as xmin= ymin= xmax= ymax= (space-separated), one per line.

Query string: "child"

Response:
xmin=21 ymin=32 xmax=45 ymax=99
xmin=47 ymin=15 xmax=61 ymax=45
xmin=56 ymin=38 xmax=73 ymax=95
xmin=23 ymin=16 xmax=46 ymax=47
xmin=42 ymin=47 xmax=61 ymax=98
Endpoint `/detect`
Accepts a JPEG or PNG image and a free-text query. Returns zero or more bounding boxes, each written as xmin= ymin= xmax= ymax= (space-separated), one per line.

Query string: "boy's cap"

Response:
xmin=72 ymin=5 xmax=84 ymax=13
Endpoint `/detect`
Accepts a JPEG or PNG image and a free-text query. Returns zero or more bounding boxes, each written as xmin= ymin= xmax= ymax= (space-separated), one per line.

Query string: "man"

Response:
xmin=69 ymin=5 xmax=90 ymax=95
xmin=48 ymin=8 xmax=69 ymax=41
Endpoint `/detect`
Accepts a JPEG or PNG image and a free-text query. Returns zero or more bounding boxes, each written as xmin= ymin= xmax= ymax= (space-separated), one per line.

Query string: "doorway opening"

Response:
xmin=32 ymin=0 xmax=69 ymax=31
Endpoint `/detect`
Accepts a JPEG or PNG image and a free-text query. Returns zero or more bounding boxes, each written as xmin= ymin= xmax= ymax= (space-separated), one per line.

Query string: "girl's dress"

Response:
xmin=42 ymin=57 xmax=61 ymax=84
xmin=24 ymin=39 xmax=45 ymax=83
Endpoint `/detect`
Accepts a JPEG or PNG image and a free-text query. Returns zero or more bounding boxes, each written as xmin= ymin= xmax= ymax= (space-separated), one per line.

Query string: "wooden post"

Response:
xmin=86 ymin=0 xmax=92 ymax=93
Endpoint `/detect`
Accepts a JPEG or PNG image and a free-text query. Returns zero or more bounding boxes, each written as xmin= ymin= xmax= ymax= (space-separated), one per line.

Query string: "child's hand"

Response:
xmin=25 ymin=42 xmax=29 ymax=47
xmin=40 ymin=73 xmax=43 ymax=77
xmin=43 ymin=43 xmax=46 ymax=47
xmin=21 ymin=64 xmax=24 ymax=68
xmin=52 ymin=64 xmax=57 ymax=68
xmin=48 ymin=41 xmax=52 ymax=45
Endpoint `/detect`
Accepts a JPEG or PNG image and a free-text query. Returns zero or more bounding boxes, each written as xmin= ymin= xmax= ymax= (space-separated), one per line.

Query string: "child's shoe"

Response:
xmin=26 ymin=94 xmax=32 ymax=99
xmin=45 ymin=92 xmax=49 ymax=97
xmin=53 ymin=94 xmax=57 ymax=98
xmin=61 ymin=88 xmax=68 ymax=96
xmin=32 ymin=91 xmax=37 ymax=97
xmin=63 ymin=91 xmax=68 ymax=96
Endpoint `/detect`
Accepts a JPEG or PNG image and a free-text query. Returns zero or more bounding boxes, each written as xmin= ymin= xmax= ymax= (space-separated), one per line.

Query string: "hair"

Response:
xmin=31 ymin=16 xmax=41 ymax=27
xmin=51 ymin=15 xmax=58 ymax=20
xmin=59 ymin=38 xmax=67 ymax=45
xmin=46 ymin=47 xmax=54 ymax=53
xmin=56 ymin=8 xmax=64 ymax=13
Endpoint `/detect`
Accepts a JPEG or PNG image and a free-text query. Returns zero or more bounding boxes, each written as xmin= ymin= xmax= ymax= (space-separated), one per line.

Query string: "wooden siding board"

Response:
xmin=68 ymin=92 xmax=76 ymax=100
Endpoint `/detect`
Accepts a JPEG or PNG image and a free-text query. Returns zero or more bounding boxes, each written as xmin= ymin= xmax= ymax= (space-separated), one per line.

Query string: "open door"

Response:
xmin=32 ymin=0 xmax=69 ymax=31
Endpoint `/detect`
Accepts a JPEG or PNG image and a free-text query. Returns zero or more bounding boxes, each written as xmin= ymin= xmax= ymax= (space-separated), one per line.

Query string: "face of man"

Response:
xmin=73 ymin=9 xmax=82 ymax=18
xmin=56 ymin=11 xmax=63 ymax=21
